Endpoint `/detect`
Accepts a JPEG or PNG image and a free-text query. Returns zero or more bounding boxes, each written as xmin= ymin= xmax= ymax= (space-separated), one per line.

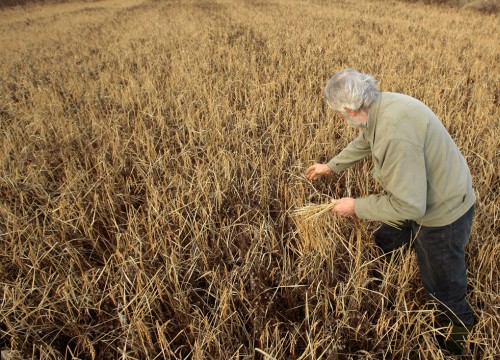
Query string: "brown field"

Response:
xmin=0 ymin=0 xmax=498 ymax=358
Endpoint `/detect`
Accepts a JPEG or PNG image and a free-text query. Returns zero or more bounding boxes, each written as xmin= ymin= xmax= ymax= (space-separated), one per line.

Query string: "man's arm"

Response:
xmin=326 ymin=131 xmax=371 ymax=174
xmin=353 ymin=140 xmax=427 ymax=222
xmin=307 ymin=131 xmax=371 ymax=181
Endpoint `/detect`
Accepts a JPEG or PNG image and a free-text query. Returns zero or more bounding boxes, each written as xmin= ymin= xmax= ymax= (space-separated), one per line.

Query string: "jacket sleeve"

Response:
xmin=326 ymin=132 xmax=371 ymax=174
xmin=354 ymin=139 xmax=427 ymax=222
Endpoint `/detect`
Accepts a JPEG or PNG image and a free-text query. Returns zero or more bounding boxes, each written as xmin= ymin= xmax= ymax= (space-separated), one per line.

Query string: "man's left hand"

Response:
xmin=331 ymin=197 xmax=356 ymax=217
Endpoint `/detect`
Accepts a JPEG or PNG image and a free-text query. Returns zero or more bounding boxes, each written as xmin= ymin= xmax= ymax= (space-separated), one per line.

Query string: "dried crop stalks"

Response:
xmin=0 ymin=0 xmax=498 ymax=358
xmin=294 ymin=201 xmax=404 ymax=228
xmin=293 ymin=202 xmax=338 ymax=221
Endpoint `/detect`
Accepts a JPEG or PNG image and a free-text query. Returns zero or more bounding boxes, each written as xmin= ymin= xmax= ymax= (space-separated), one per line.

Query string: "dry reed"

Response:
xmin=0 ymin=0 xmax=498 ymax=359
xmin=294 ymin=202 xmax=404 ymax=227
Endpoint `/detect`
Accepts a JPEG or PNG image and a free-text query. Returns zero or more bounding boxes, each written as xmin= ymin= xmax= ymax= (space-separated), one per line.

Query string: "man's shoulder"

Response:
xmin=379 ymin=92 xmax=436 ymax=122
xmin=380 ymin=92 xmax=425 ymax=108
xmin=376 ymin=92 xmax=433 ymax=146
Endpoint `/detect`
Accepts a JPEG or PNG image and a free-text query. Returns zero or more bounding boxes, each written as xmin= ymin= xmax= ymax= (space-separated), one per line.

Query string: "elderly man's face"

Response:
xmin=335 ymin=110 xmax=367 ymax=129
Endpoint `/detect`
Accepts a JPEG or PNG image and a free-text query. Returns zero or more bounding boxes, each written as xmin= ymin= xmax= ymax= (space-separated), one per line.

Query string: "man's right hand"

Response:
xmin=305 ymin=163 xmax=332 ymax=181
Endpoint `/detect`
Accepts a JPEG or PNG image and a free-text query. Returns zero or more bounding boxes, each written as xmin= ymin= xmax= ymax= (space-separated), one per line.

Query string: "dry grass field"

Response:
xmin=0 ymin=0 xmax=498 ymax=358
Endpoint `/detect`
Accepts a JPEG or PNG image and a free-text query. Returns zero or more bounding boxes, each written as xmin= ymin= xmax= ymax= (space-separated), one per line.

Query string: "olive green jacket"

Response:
xmin=327 ymin=92 xmax=475 ymax=227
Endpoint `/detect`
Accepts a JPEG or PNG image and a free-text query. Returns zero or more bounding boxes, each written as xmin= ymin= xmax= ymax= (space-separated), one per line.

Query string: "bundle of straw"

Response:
xmin=293 ymin=201 xmax=404 ymax=229
xmin=292 ymin=202 xmax=337 ymax=221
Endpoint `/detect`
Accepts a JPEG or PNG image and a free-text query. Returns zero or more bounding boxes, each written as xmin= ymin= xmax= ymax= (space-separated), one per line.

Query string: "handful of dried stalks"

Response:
xmin=292 ymin=202 xmax=337 ymax=221
xmin=293 ymin=201 xmax=404 ymax=229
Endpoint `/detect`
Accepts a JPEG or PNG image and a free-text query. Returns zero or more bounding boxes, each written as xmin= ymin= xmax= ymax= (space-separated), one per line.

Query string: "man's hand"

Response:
xmin=305 ymin=163 xmax=332 ymax=181
xmin=331 ymin=197 xmax=356 ymax=217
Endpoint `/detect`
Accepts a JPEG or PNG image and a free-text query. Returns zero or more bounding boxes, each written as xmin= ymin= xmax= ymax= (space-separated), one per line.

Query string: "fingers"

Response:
xmin=305 ymin=164 xmax=323 ymax=181
xmin=330 ymin=197 xmax=356 ymax=217
xmin=330 ymin=198 xmax=338 ymax=213
xmin=308 ymin=171 xmax=320 ymax=181
xmin=305 ymin=165 xmax=316 ymax=181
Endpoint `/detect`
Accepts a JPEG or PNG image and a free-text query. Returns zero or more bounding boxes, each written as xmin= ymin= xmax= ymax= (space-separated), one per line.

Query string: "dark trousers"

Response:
xmin=374 ymin=206 xmax=475 ymax=327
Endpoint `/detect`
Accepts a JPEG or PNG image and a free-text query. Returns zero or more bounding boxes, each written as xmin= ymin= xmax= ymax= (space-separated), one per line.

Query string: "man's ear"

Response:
xmin=344 ymin=107 xmax=356 ymax=116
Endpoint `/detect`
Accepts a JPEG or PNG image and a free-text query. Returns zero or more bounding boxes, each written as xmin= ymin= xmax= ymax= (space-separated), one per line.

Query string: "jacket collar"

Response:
xmin=366 ymin=92 xmax=382 ymax=143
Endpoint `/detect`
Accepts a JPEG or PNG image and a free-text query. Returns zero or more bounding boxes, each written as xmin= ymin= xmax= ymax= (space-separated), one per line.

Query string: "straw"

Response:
xmin=293 ymin=201 xmax=404 ymax=229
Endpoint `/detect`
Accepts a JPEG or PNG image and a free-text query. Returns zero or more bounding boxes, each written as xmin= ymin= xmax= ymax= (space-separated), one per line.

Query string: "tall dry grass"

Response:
xmin=0 ymin=0 xmax=498 ymax=358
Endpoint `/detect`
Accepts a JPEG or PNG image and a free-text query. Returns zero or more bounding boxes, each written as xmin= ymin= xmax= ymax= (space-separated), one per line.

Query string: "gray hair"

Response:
xmin=324 ymin=69 xmax=380 ymax=114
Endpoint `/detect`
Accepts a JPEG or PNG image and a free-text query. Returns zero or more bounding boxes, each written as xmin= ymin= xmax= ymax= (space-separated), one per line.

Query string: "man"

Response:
xmin=306 ymin=69 xmax=476 ymax=354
